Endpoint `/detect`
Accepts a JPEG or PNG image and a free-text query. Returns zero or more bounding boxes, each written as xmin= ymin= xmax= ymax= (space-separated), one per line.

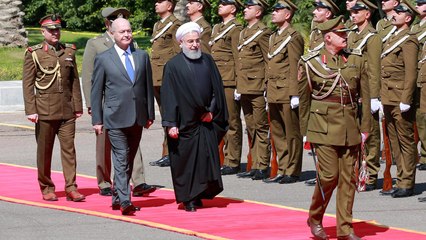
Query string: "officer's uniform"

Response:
xmin=81 ymin=8 xmax=148 ymax=193
xmin=376 ymin=15 xmax=397 ymax=44
xmin=347 ymin=1 xmax=383 ymax=188
xmin=210 ymin=11 xmax=243 ymax=169
xmin=380 ymin=3 xmax=419 ymax=195
xmin=151 ymin=11 xmax=182 ymax=159
xmin=22 ymin=15 xmax=83 ymax=197
xmin=266 ymin=0 xmax=304 ymax=181
xmin=412 ymin=14 xmax=426 ymax=170
xmin=300 ymin=16 xmax=370 ymax=238
xmin=194 ymin=16 xmax=212 ymax=53
xmin=236 ymin=1 xmax=271 ymax=177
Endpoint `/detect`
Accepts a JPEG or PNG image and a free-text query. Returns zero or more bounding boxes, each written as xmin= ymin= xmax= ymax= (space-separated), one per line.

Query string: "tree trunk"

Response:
xmin=0 ymin=0 xmax=27 ymax=47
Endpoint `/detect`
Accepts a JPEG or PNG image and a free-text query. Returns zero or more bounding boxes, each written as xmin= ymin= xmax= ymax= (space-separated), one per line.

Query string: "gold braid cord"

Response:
xmin=31 ymin=51 xmax=61 ymax=90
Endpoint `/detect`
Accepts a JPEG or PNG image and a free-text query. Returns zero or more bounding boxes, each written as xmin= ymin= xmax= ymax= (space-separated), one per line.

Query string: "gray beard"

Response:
xmin=182 ymin=46 xmax=201 ymax=59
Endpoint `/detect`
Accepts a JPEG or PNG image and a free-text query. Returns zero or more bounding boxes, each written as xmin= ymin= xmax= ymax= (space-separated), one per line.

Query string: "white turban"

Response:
xmin=176 ymin=22 xmax=201 ymax=42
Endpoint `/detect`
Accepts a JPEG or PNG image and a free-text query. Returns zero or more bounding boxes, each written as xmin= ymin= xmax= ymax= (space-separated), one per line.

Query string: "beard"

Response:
xmin=182 ymin=44 xmax=202 ymax=60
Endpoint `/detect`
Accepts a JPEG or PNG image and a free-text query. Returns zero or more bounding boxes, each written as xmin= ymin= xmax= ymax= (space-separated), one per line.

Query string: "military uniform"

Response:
xmin=381 ymin=28 xmax=419 ymax=191
xmin=301 ymin=16 xmax=370 ymax=238
xmin=236 ymin=20 xmax=271 ymax=174
xmin=376 ymin=16 xmax=397 ymax=44
xmin=22 ymin=41 xmax=83 ymax=196
xmin=81 ymin=31 xmax=148 ymax=192
xmin=211 ymin=18 xmax=243 ymax=169
xmin=412 ymin=20 xmax=426 ymax=168
xmin=348 ymin=22 xmax=383 ymax=187
xmin=194 ymin=16 xmax=212 ymax=53
xmin=266 ymin=24 xmax=304 ymax=179
xmin=308 ymin=24 xmax=324 ymax=52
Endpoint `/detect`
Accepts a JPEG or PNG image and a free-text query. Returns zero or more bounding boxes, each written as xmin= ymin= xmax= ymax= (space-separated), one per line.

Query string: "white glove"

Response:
xmin=303 ymin=135 xmax=307 ymax=143
xmin=399 ymin=102 xmax=410 ymax=112
xmin=264 ymin=91 xmax=268 ymax=111
xmin=234 ymin=89 xmax=241 ymax=101
xmin=370 ymin=98 xmax=381 ymax=114
xmin=290 ymin=96 xmax=299 ymax=109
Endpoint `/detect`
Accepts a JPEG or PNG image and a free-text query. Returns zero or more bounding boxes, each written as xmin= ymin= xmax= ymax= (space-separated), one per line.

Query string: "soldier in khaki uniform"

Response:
xmin=149 ymin=0 xmax=182 ymax=167
xmin=380 ymin=2 xmax=419 ymax=198
xmin=376 ymin=0 xmax=400 ymax=42
xmin=81 ymin=8 xmax=156 ymax=197
xmin=262 ymin=0 xmax=304 ymax=184
xmin=187 ymin=0 xmax=212 ymax=53
xmin=345 ymin=0 xmax=357 ymax=30
xmin=235 ymin=0 xmax=272 ymax=180
xmin=300 ymin=16 xmax=370 ymax=240
xmin=22 ymin=15 xmax=85 ymax=202
xmin=308 ymin=0 xmax=340 ymax=52
xmin=413 ymin=0 xmax=426 ymax=171
xmin=210 ymin=0 xmax=244 ymax=175
xmin=348 ymin=0 xmax=383 ymax=191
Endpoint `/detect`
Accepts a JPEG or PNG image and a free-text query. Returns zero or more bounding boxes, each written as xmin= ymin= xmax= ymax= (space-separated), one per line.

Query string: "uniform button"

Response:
xmin=316 ymin=109 xmax=319 ymax=112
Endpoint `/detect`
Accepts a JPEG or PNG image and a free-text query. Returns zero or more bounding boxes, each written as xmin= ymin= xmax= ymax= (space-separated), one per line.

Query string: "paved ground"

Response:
xmin=0 ymin=110 xmax=425 ymax=239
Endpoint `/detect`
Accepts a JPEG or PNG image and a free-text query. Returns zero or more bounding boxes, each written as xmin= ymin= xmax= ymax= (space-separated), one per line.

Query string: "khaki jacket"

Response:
xmin=266 ymin=26 xmax=304 ymax=103
xmin=380 ymin=29 xmax=419 ymax=106
xmin=151 ymin=14 xmax=182 ymax=86
xmin=376 ymin=17 xmax=396 ymax=44
xmin=210 ymin=19 xmax=243 ymax=87
xmin=22 ymin=42 xmax=83 ymax=120
xmin=236 ymin=21 xmax=271 ymax=95
xmin=298 ymin=48 xmax=370 ymax=146
xmin=195 ymin=17 xmax=212 ymax=54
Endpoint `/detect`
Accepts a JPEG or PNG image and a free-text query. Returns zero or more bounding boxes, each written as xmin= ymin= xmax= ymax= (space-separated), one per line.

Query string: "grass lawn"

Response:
xmin=0 ymin=27 xmax=151 ymax=81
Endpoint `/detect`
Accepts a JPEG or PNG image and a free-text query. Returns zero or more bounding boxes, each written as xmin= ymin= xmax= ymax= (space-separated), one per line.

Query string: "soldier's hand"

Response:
xmin=75 ymin=111 xmax=83 ymax=118
xmin=399 ymin=102 xmax=410 ymax=113
xmin=93 ymin=124 xmax=103 ymax=135
xmin=290 ymin=96 xmax=299 ymax=109
xmin=168 ymin=127 xmax=179 ymax=139
xmin=27 ymin=114 xmax=38 ymax=123
xmin=370 ymin=98 xmax=381 ymax=114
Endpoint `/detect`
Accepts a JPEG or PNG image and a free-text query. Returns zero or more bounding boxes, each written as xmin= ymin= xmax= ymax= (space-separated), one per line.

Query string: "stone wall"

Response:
xmin=0 ymin=0 xmax=27 ymax=47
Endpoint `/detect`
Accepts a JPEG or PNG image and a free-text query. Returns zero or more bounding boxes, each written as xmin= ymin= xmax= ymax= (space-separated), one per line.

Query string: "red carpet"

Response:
xmin=0 ymin=163 xmax=425 ymax=240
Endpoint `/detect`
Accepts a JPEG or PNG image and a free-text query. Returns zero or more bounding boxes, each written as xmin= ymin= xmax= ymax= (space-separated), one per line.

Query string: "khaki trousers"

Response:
xmin=223 ymin=87 xmax=243 ymax=168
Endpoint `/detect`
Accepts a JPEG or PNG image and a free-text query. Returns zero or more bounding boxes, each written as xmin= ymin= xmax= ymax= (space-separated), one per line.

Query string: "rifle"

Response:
xmin=381 ymin=117 xmax=393 ymax=193
xmin=268 ymin=112 xmax=278 ymax=178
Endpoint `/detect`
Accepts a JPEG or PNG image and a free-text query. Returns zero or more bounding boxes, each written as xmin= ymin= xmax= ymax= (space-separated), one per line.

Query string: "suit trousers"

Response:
xmin=154 ymin=85 xmax=168 ymax=157
xmin=108 ymin=124 xmax=142 ymax=204
xmin=365 ymin=111 xmax=381 ymax=184
xmin=384 ymin=105 xmax=417 ymax=189
xmin=223 ymin=87 xmax=243 ymax=168
xmin=36 ymin=118 xmax=78 ymax=194
xmin=269 ymin=102 xmax=303 ymax=176
xmin=416 ymin=108 xmax=426 ymax=164
xmin=309 ymin=144 xmax=358 ymax=237
xmin=240 ymin=94 xmax=271 ymax=170
xmin=95 ymin=130 xmax=146 ymax=190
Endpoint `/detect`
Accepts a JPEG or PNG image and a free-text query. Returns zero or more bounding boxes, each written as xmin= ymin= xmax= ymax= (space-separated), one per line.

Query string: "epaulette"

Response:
xmin=25 ymin=44 xmax=42 ymax=53
xmin=65 ymin=43 xmax=77 ymax=50
xmin=301 ymin=51 xmax=319 ymax=61
xmin=344 ymin=48 xmax=362 ymax=56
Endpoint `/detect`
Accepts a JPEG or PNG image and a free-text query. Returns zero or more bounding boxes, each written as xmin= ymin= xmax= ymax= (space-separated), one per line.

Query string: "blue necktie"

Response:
xmin=124 ymin=51 xmax=134 ymax=82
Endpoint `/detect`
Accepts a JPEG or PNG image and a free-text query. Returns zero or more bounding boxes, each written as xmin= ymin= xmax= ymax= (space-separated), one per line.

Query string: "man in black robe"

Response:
xmin=161 ymin=22 xmax=228 ymax=212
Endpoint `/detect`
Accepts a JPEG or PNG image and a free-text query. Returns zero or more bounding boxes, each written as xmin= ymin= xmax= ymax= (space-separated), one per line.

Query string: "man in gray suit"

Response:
xmin=91 ymin=18 xmax=155 ymax=215
xmin=82 ymin=7 xmax=156 ymax=197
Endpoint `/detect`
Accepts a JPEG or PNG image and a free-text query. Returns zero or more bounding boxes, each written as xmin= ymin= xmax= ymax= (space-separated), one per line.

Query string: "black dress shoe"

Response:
xmin=418 ymin=163 xmax=426 ymax=170
xmin=391 ymin=188 xmax=414 ymax=198
xmin=112 ymin=200 xmax=120 ymax=210
xmin=252 ymin=169 xmax=268 ymax=180
xmin=183 ymin=201 xmax=197 ymax=212
xmin=263 ymin=174 xmax=284 ymax=183
xmin=380 ymin=187 xmax=399 ymax=196
xmin=364 ymin=183 xmax=376 ymax=192
xmin=120 ymin=201 xmax=138 ymax=215
xmin=237 ymin=169 xmax=256 ymax=178
xmin=279 ymin=175 xmax=300 ymax=184
xmin=418 ymin=196 xmax=426 ymax=202
xmin=99 ymin=187 xmax=112 ymax=196
xmin=149 ymin=155 xmax=170 ymax=167
xmin=221 ymin=166 xmax=240 ymax=175
xmin=133 ymin=183 xmax=157 ymax=197
xmin=307 ymin=218 xmax=328 ymax=240
xmin=305 ymin=178 xmax=317 ymax=186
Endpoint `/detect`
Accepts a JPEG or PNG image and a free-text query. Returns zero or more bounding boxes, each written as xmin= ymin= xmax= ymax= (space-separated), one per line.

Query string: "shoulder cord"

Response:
xmin=31 ymin=51 xmax=61 ymax=90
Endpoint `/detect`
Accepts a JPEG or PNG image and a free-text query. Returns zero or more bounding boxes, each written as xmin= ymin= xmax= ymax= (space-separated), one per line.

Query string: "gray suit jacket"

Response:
xmin=91 ymin=46 xmax=154 ymax=129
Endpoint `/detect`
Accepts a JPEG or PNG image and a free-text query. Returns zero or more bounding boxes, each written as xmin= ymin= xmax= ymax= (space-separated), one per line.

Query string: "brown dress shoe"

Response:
xmin=66 ymin=190 xmax=86 ymax=202
xmin=42 ymin=192 xmax=58 ymax=201
xmin=307 ymin=219 xmax=328 ymax=240
xmin=337 ymin=233 xmax=362 ymax=240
